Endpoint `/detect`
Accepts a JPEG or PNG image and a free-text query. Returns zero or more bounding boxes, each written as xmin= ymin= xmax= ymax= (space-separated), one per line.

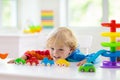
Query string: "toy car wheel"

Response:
xmin=57 ymin=64 xmax=59 ymax=66
xmin=47 ymin=63 xmax=50 ymax=66
xmin=41 ymin=63 xmax=45 ymax=66
xmin=15 ymin=62 xmax=19 ymax=65
xmin=26 ymin=62 xmax=31 ymax=65
xmin=89 ymin=68 xmax=94 ymax=72
xmin=32 ymin=62 xmax=36 ymax=66
xmin=62 ymin=64 xmax=65 ymax=66
xmin=20 ymin=62 xmax=23 ymax=65
xmin=80 ymin=69 xmax=85 ymax=72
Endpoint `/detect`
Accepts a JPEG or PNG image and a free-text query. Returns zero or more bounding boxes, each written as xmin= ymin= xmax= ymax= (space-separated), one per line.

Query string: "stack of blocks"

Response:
xmin=101 ymin=20 xmax=120 ymax=68
xmin=41 ymin=10 xmax=54 ymax=28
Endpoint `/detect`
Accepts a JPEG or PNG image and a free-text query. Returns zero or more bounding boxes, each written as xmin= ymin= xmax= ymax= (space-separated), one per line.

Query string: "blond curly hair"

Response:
xmin=46 ymin=27 xmax=78 ymax=51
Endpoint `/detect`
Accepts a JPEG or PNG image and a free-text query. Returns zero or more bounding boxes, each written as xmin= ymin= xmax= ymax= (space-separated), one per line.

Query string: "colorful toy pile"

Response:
xmin=23 ymin=25 xmax=42 ymax=34
xmin=24 ymin=50 xmax=52 ymax=60
xmin=14 ymin=49 xmax=70 ymax=67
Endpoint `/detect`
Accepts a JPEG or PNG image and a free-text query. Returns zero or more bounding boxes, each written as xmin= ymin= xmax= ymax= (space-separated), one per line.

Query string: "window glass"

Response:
xmin=2 ymin=0 xmax=17 ymax=27
xmin=109 ymin=0 xmax=120 ymax=22
xmin=68 ymin=0 xmax=102 ymax=27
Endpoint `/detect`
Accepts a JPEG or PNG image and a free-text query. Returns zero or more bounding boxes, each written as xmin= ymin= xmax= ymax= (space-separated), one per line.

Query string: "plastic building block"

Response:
xmin=41 ymin=57 xmax=54 ymax=66
xmin=14 ymin=58 xmax=26 ymax=65
xmin=78 ymin=63 xmax=95 ymax=72
xmin=101 ymin=32 xmax=120 ymax=42
xmin=0 ymin=53 xmax=8 ymax=59
xmin=101 ymin=20 xmax=120 ymax=32
xmin=55 ymin=59 xmax=70 ymax=67
xmin=26 ymin=57 xmax=39 ymax=66
xmin=24 ymin=50 xmax=52 ymax=60
xmin=101 ymin=32 xmax=120 ymax=37
xmin=101 ymin=42 xmax=120 ymax=47
xmin=35 ymin=50 xmax=52 ymax=60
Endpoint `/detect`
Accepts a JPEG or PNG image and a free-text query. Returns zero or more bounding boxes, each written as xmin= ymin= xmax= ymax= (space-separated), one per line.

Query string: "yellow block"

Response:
xmin=110 ymin=37 xmax=116 ymax=42
xmin=41 ymin=13 xmax=53 ymax=16
xmin=101 ymin=32 xmax=120 ymax=37
xmin=41 ymin=11 xmax=53 ymax=16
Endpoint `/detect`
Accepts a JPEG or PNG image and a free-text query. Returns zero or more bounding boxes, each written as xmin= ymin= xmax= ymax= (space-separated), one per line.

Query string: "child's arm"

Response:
xmin=66 ymin=48 xmax=86 ymax=62
xmin=7 ymin=55 xmax=27 ymax=63
xmin=76 ymin=53 xmax=100 ymax=66
xmin=8 ymin=50 xmax=52 ymax=63
xmin=77 ymin=49 xmax=107 ymax=66
xmin=77 ymin=59 xmax=87 ymax=66
xmin=7 ymin=50 xmax=38 ymax=63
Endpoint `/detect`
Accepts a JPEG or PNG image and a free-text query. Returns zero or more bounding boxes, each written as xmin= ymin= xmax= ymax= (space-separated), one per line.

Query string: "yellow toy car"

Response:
xmin=55 ymin=59 xmax=70 ymax=67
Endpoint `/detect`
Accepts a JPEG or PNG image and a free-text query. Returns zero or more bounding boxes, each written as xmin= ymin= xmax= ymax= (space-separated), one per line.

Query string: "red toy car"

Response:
xmin=26 ymin=57 xmax=39 ymax=66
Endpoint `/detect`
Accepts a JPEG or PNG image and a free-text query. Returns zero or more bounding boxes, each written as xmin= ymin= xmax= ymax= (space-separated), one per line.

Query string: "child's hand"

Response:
xmin=7 ymin=59 xmax=15 ymax=63
xmin=77 ymin=59 xmax=86 ymax=66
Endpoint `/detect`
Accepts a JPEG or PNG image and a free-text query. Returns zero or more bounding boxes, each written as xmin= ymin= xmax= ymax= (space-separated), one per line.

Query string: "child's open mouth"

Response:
xmin=53 ymin=56 xmax=61 ymax=60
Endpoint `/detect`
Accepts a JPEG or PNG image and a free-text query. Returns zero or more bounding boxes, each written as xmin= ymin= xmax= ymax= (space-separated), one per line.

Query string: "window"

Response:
xmin=68 ymin=0 xmax=120 ymax=27
xmin=0 ymin=0 xmax=17 ymax=28
xmin=109 ymin=0 xmax=120 ymax=22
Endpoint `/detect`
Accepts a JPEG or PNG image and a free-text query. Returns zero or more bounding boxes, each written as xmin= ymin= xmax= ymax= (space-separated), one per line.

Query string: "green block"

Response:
xmin=110 ymin=47 xmax=116 ymax=52
xmin=101 ymin=42 xmax=120 ymax=47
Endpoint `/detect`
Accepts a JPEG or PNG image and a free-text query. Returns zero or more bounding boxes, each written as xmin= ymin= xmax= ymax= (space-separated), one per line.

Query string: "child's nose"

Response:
xmin=53 ymin=50 xmax=57 ymax=54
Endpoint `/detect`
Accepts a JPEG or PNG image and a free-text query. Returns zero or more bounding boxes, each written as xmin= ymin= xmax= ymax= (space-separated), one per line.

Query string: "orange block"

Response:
xmin=0 ymin=53 xmax=8 ymax=59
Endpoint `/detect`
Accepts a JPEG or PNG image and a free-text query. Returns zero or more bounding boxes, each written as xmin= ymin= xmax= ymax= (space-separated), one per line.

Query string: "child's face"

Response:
xmin=49 ymin=44 xmax=72 ymax=61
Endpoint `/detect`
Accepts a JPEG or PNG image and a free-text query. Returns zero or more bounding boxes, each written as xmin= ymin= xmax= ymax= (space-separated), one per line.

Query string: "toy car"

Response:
xmin=78 ymin=63 xmax=95 ymax=72
xmin=26 ymin=57 xmax=39 ymax=66
xmin=14 ymin=58 xmax=26 ymax=65
xmin=55 ymin=59 xmax=70 ymax=67
xmin=41 ymin=57 xmax=54 ymax=66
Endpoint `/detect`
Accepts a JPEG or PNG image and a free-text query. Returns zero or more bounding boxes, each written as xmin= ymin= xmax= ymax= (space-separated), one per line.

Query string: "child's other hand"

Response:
xmin=7 ymin=59 xmax=15 ymax=63
xmin=77 ymin=59 xmax=86 ymax=66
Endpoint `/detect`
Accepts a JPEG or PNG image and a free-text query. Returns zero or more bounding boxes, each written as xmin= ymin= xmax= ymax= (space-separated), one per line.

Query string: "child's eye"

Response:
xmin=59 ymin=49 xmax=64 ymax=51
xmin=51 ymin=48 xmax=54 ymax=50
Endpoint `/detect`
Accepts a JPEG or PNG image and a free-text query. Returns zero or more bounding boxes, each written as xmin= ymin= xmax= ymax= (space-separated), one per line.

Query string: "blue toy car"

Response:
xmin=41 ymin=57 xmax=54 ymax=66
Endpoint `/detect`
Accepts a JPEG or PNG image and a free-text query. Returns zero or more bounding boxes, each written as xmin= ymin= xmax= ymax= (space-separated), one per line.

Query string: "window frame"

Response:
xmin=0 ymin=0 xmax=18 ymax=30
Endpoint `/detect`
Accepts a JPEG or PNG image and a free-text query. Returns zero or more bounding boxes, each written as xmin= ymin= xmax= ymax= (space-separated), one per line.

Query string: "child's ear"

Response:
xmin=70 ymin=49 xmax=73 ymax=53
xmin=68 ymin=49 xmax=73 ymax=55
